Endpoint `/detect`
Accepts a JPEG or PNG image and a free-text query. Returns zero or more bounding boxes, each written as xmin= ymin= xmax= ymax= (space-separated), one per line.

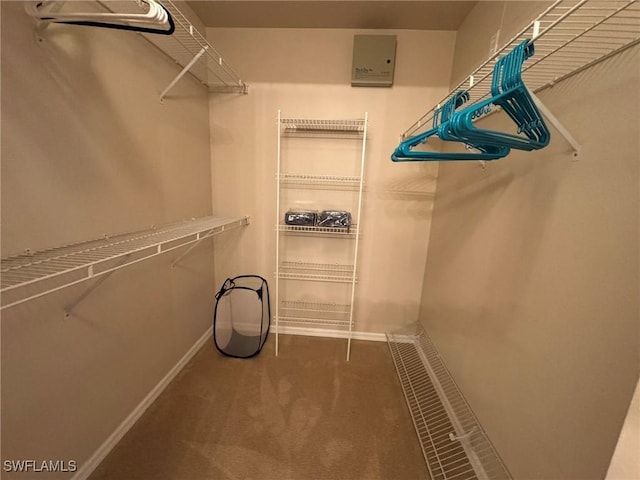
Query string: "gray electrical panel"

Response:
xmin=351 ymin=35 xmax=397 ymax=87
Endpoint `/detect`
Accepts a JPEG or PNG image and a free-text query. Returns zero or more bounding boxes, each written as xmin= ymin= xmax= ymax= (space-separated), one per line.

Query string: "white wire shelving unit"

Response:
xmin=0 ymin=216 xmax=249 ymax=311
xmin=401 ymin=0 xmax=640 ymax=153
xmin=275 ymin=112 xmax=368 ymax=360
xmin=387 ymin=324 xmax=512 ymax=480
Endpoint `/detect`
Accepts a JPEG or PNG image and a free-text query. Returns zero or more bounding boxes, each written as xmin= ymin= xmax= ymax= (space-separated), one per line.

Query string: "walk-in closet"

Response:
xmin=2 ymin=1 xmax=638 ymax=479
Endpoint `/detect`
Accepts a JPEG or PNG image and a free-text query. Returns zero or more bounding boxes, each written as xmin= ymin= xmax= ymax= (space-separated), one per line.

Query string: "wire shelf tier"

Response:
xmin=278 ymin=261 xmax=356 ymax=283
xmin=402 ymin=0 xmax=640 ymax=138
xmin=279 ymin=174 xmax=362 ymax=189
xmin=281 ymin=118 xmax=365 ymax=138
xmin=0 ymin=216 xmax=249 ymax=310
xmin=99 ymin=0 xmax=248 ymax=94
xmin=387 ymin=324 xmax=512 ymax=480
xmin=38 ymin=0 xmax=247 ymax=95
xmin=278 ymin=224 xmax=358 ymax=237
xmin=277 ymin=300 xmax=353 ymax=327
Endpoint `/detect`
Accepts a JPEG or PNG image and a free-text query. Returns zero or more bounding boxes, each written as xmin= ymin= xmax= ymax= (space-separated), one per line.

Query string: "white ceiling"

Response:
xmin=186 ymin=1 xmax=478 ymax=30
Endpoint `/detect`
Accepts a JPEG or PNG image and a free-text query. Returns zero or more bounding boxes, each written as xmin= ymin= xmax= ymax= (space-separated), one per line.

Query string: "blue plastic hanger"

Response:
xmin=391 ymin=91 xmax=511 ymax=162
xmin=450 ymin=39 xmax=550 ymax=151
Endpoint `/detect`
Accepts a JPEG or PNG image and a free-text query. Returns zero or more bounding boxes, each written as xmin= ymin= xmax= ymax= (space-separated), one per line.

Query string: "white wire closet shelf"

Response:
xmin=72 ymin=0 xmax=246 ymax=97
xmin=402 ymin=0 xmax=640 ymax=140
xmin=141 ymin=0 xmax=248 ymax=96
xmin=27 ymin=1 xmax=248 ymax=96
xmin=278 ymin=224 xmax=358 ymax=237
xmin=281 ymin=118 xmax=366 ymax=138
xmin=278 ymin=174 xmax=362 ymax=190
xmin=277 ymin=300 xmax=353 ymax=327
xmin=0 ymin=216 xmax=249 ymax=310
xmin=387 ymin=324 xmax=512 ymax=480
xmin=278 ymin=261 xmax=356 ymax=283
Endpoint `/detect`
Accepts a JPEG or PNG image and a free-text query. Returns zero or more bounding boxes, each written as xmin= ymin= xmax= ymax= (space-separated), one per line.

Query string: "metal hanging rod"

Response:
xmin=0 ymin=216 xmax=249 ymax=310
xmin=402 ymin=0 xmax=640 ymax=140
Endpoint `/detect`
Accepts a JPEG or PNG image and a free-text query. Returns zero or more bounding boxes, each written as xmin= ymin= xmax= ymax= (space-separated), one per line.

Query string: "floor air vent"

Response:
xmin=386 ymin=324 xmax=512 ymax=480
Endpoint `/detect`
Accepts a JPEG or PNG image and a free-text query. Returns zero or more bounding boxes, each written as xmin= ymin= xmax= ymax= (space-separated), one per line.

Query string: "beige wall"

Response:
xmin=420 ymin=2 xmax=640 ymax=479
xmin=606 ymin=379 xmax=640 ymax=480
xmin=450 ymin=1 xmax=552 ymax=87
xmin=1 ymin=2 xmax=216 ymax=478
xmin=207 ymin=27 xmax=456 ymax=334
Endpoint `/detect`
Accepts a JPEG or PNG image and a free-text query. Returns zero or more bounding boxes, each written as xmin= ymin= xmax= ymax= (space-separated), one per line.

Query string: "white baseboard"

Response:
xmin=273 ymin=324 xmax=387 ymax=342
xmin=72 ymin=327 xmax=213 ymax=480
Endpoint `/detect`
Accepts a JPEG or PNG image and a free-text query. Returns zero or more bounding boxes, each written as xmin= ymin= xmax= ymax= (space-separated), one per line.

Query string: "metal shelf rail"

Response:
xmin=387 ymin=323 xmax=512 ymax=480
xmin=401 ymin=0 xmax=640 ymax=154
xmin=0 ymin=216 xmax=249 ymax=311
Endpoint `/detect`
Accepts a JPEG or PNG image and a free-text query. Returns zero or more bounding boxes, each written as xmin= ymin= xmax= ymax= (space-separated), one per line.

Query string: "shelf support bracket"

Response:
xmin=529 ymin=90 xmax=581 ymax=158
xmin=64 ymin=255 xmax=131 ymax=318
xmin=160 ymin=45 xmax=209 ymax=101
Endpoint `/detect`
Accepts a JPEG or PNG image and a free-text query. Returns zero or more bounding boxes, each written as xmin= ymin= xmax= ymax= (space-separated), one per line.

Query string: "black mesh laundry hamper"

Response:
xmin=213 ymin=275 xmax=270 ymax=358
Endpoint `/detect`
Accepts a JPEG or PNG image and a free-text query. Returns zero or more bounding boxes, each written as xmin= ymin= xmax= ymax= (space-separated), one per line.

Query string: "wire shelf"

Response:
xmin=277 ymin=300 xmax=353 ymax=327
xmin=99 ymin=0 xmax=249 ymax=94
xmin=387 ymin=324 xmax=512 ymax=480
xmin=278 ymin=261 xmax=356 ymax=283
xmin=402 ymin=0 xmax=640 ymax=138
xmin=278 ymin=224 xmax=358 ymax=237
xmin=279 ymin=174 xmax=362 ymax=190
xmin=281 ymin=118 xmax=366 ymax=138
xmin=1 ymin=216 xmax=249 ymax=310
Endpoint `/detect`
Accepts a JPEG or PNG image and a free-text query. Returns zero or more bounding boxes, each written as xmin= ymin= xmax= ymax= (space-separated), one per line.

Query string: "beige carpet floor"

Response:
xmin=89 ymin=335 xmax=429 ymax=480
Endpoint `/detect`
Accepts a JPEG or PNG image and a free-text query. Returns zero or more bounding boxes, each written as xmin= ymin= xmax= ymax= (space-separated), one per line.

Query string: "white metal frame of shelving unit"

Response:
xmin=0 ymin=216 xmax=249 ymax=312
xmin=275 ymin=111 xmax=368 ymax=360
xmin=401 ymin=0 xmax=640 ymax=156
xmin=387 ymin=323 xmax=512 ymax=480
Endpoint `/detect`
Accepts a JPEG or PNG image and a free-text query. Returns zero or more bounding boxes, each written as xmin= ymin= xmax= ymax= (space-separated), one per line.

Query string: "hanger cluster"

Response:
xmin=392 ymin=39 xmax=550 ymax=162
xmin=25 ymin=0 xmax=175 ymax=35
